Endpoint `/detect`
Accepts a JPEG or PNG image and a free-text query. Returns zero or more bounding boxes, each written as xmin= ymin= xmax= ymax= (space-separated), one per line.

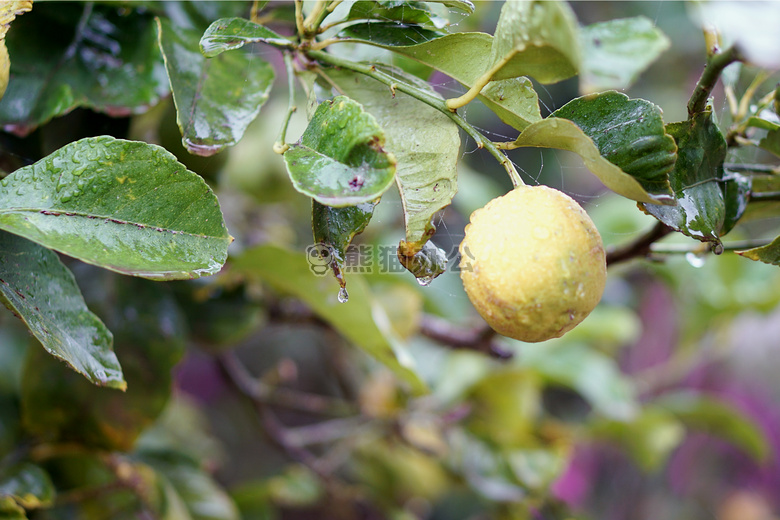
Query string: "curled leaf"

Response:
xmin=284 ymin=96 xmax=397 ymax=207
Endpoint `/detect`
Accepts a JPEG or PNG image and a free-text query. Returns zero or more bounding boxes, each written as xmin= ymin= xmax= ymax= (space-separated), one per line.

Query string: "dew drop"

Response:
xmin=712 ymin=242 xmax=724 ymax=255
xmin=337 ymin=287 xmax=349 ymax=303
xmin=685 ymin=252 xmax=706 ymax=268
xmin=416 ymin=275 xmax=433 ymax=287
xmin=1 ymin=179 xmax=8 ymax=187
xmin=60 ymin=193 xmax=72 ymax=203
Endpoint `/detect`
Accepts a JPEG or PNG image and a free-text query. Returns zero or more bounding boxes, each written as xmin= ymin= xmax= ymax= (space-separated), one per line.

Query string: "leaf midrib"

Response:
xmin=0 ymin=207 xmax=229 ymax=241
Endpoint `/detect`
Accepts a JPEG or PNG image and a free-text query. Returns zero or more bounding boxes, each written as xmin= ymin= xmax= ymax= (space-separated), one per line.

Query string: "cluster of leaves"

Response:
xmin=1 ymin=0 xmax=780 ymax=518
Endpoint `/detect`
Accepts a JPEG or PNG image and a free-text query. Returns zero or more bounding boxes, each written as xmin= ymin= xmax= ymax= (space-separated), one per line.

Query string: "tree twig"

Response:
xmin=606 ymin=221 xmax=673 ymax=266
xmin=687 ymin=33 xmax=742 ymax=117
xmin=419 ymin=314 xmax=513 ymax=359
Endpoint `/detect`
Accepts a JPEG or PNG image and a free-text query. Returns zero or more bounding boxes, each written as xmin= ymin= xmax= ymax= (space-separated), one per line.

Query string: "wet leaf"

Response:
xmin=324 ymin=69 xmax=459 ymax=255
xmin=199 ymin=17 xmax=293 ymax=58
xmin=21 ymin=274 xmax=186 ymax=451
xmin=653 ymin=390 xmax=770 ymax=463
xmin=336 ymin=27 xmax=541 ymax=131
xmin=0 ymin=231 xmax=123 ymax=389
xmin=346 ymin=1 xmax=445 ymax=28
xmin=721 ymin=171 xmax=751 ymax=235
xmin=489 ymin=0 xmax=579 ymax=84
xmin=0 ymin=463 xmax=55 ymax=510
xmin=551 ymin=91 xmax=676 ymax=199
xmin=284 ymin=96 xmax=397 ymax=207
xmin=0 ymin=1 xmax=31 ymax=100
xmin=157 ymin=17 xmax=274 ymax=157
xmin=0 ymin=3 xmax=169 ymax=135
xmin=0 ymin=136 xmax=232 ymax=280
xmin=425 ymin=0 xmax=474 ymax=13
xmin=511 ymin=92 xmax=676 ymax=204
xmin=642 ymin=108 xmax=729 ymax=247
xmin=580 ymin=16 xmax=670 ymax=94
xmin=312 ymin=199 xmax=377 ymax=287
xmin=231 ymin=244 xmax=427 ymax=394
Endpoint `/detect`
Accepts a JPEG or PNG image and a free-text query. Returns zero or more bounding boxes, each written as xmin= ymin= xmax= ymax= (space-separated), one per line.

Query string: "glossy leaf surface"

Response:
xmin=0 ymin=463 xmax=55 ymax=510
xmin=158 ymin=17 xmax=274 ymax=156
xmin=580 ymin=16 xmax=670 ymax=93
xmin=325 ymin=69 xmax=459 ymax=253
xmin=199 ymin=17 xmax=292 ymax=58
xmin=0 ymin=3 xmax=169 ymax=135
xmin=0 ymin=231 xmax=123 ymax=389
xmin=512 ymin=92 xmax=676 ymax=204
xmin=0 ymin=136 xmax=231 ymax=280
xmin=312 ymin=199 xmax=377 ymax=286
xmin=489 ymin=0 xmax=580 ymax=84
xmin=232 ymin=244 xmax=427 ymax=394
xmin=346 ymin=1 xmax=445 ymax=28
xmin=21 ymin=274 xmax=186 ymax=451
xmin=642 ymin=109 xmax=729 ymax=246
xmin=335 ymin=27 xmax=542 ymax=131
xmin=284 ymin=96 xmax=396 ymax=207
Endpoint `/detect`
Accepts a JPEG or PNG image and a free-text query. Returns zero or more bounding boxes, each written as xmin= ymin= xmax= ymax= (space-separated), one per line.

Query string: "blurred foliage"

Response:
xmin=1 ymin=2 xmax=780 ymax=520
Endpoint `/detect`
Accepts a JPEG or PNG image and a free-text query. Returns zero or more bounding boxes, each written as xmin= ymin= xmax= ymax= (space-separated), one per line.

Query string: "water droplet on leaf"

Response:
xmin=337 ymin=287 xmax=349 ymax=303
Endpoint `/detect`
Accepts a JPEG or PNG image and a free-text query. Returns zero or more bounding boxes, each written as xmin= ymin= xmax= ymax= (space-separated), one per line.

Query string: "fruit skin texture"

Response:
xmin=459 ymin=185 xmax=606 ymax=343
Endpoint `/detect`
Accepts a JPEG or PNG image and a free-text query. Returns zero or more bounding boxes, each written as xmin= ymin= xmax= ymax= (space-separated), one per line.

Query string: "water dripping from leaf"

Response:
xmin=416 ymin=275 xmax=433 ymax=287
xmin=337 ymin=287 xmax=349 ymax=303
xmin=685 ymin=252 xmax=706 ymax=268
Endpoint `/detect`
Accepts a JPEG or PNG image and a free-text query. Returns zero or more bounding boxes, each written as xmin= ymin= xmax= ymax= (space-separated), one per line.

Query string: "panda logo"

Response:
xmin=306 ymin=244 xmax=333 ymax=275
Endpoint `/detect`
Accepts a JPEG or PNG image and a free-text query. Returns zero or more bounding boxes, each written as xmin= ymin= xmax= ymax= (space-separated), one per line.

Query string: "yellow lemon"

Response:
xmin=459 ymin=185 xmax=606 ymax=343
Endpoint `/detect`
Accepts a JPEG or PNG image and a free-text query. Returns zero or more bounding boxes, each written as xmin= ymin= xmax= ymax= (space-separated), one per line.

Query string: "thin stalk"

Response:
xmin=687 ymin=40 xmax=742 ymax=117
xmin=650 ymin=239 xmax=772 ymax=254
xmin=306 ymin=50 xmax=524 ymax=186
xmin=273 ymin=52 xmax=298 ymax=155
xmin=304 ymin=0 xmax=331 ymax=36
xmin=294 ymin=0 xmax=306 ymax=39
xmin=445 ymin=56 xmax=509 ymax=111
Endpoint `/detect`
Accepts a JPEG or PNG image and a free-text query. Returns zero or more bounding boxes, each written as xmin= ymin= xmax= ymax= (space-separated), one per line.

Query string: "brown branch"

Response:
xmin=606 ymin=221 xmax=673 ymax=267
xmin=419 ymin=314 xmax=513 ymax=359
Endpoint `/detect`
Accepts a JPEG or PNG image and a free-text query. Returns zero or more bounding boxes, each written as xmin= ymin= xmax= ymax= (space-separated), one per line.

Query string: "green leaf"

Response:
xmin=642 ymin=108 xmax=729 ymax=247
xmin=759 ymin=128 xmax=780 ymax=158
xmin=0 ymin=231 xmax=124 ymax=389
xmin=738 ymin=234 xmax=780 ymax=265
xmin=199 ymin=17 xmax=293 ymax=58
xmin=516 ymin=341 xmax=638 ymax=421
xmin=140 ymin=450 xmax=239 ymax=520
xmin=0 ymin=463 xmax=55 ymax=510
xmin=323 ymin=69 xmax=459 ymax=254
xmin=489 ymin=0 xmax=580 ymax=84
xmin=580 ymin=16 xmax=671 ymax=94
xmin=0 ymin=136 xmax=232 ymax=280
xmin=21 ymin=274 xmax=186 ymax=451
xmin=721 ymin=171 xmax=751 ymax=235
xmin=511 ymin=92 xmax=676 ymax=204
xmin=0 ymin=3 xmax=169 ymax=135
xmin=335 ymin=27 xmax=542 ymax=131
xmin=157 ymin=17 xmax=274 ymax=156
xmin=587 ymin=408 xmax=684 ymax=472
xmin=346 ymin=1 xmax=445 ymax=28
xmin=653 ymin=391 xmax=771 ymax=463
xmin=424 ymin=0 xmax=474 ymax=13
xmin=312 ymin=199 xmax=377 ymax=287
xmin=284 ymin=96 xmax=397 ymax=207
xmin=231 ymin=244 xmax=427 ymax=394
